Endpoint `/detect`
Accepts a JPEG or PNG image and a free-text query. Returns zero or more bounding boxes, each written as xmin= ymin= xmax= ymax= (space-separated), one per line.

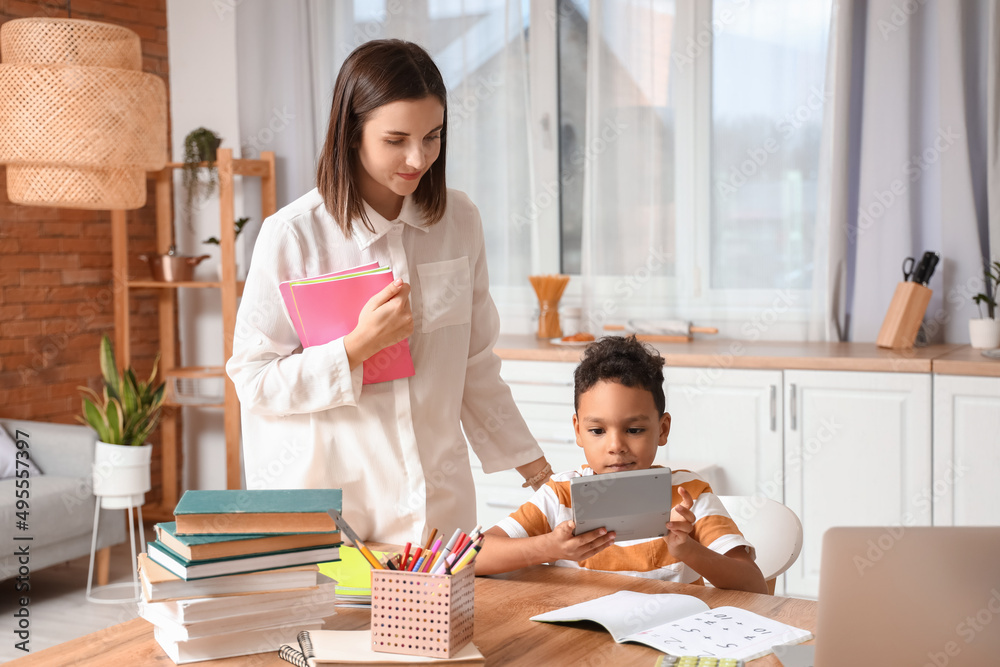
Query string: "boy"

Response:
xmin=475 ymin=336 xmax=767 ymax=594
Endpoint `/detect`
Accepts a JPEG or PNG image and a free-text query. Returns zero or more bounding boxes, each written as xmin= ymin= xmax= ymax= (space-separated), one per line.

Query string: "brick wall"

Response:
xmin=0 ymin=0 xmax=173 ymax=502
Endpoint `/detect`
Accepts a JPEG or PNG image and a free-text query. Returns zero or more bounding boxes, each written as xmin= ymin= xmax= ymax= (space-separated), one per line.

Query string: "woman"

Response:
xmin=227 ymin=39 xmax=551 ymax=543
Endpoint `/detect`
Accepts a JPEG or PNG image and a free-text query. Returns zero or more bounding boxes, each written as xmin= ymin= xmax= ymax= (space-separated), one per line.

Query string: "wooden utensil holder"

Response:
xmin=370 ymin=565 xmax=475 ymax=659
xmin=876 ymin=282 xmax=932 ymax=349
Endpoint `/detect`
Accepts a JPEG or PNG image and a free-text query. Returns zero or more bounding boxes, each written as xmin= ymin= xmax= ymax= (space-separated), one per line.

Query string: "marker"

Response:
xmin=451 ymin=536 xmax=483 ymax=574
xmin=421 ymin=538 xmax=442 ymax=573
xmin=431 ymin=529 xmax=463 ymax=574
xmin=327 ymin=510 xmax=383 ymax=569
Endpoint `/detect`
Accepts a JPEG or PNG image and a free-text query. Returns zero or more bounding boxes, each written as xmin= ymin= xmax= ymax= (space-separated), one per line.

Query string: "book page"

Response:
xmin=530 ymin=591 xmax=709 ymax=642
xmin=625 ymin=605 xmax=813 ymax=661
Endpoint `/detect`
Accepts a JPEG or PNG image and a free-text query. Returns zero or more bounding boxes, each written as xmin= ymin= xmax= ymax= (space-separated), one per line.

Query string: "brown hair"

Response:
xmin=316 ymin=39 xmax=448 ymax=237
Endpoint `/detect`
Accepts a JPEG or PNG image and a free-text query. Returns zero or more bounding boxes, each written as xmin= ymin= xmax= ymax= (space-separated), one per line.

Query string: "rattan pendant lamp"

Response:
xmin=0 ymin=17 xmax=167 ymax=209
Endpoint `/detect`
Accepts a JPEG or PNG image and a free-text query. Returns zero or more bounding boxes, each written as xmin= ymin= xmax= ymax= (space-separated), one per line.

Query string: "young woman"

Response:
xmin=227 ymin=40 xmax=551 ymax=544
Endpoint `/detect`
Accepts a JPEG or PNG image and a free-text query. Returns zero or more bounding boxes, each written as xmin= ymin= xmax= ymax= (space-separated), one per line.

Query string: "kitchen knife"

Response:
xmin=910 ymin=251 xmax=940 ymax=285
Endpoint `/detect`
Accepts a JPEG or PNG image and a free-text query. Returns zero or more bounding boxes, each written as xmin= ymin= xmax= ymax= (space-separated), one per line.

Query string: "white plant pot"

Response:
xmin=969 ymin=319 xmax=1000 ymax=349
xmin=93 ymin=441 xmax=152 ymax=509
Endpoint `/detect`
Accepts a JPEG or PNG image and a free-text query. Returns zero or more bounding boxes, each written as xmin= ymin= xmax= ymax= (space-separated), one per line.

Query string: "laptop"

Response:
xmin=777 ymin=526 xmax=1000 ymax=667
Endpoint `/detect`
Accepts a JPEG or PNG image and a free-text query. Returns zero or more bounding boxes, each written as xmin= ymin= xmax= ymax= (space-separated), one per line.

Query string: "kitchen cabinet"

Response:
xmin=932 ymin=374 xmax=1000 ymax=526
xmin=782 ymin=370 xmax=932 ymax=598
xmin=662 ymin=367 xmax=783 ymax=500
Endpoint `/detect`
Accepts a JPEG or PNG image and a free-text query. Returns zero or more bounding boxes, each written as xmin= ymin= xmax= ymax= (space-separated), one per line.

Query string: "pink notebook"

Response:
xmin=279 ymin=263 xmax=415 ymax=385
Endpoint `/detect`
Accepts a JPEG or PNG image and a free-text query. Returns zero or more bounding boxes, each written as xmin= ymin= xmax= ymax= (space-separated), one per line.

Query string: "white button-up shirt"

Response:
xmin=226 ymin=188 xmax=542 ymax=544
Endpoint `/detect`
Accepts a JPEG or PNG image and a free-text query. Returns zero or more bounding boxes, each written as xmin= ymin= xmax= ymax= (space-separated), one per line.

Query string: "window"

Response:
xmin=550 ymin=0 xmax=832 ymax=316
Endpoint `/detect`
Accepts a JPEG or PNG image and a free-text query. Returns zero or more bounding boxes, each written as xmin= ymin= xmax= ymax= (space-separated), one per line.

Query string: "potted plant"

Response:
xmin=78 ymin=335 xmax=166 ymax=509
xmin=181 ymin=127 xmax=223 ymax=230
xmin=203 ymin=216 xmax=250 ymax=280
xmin=970 ymin=260 xmax=1000 ymax=349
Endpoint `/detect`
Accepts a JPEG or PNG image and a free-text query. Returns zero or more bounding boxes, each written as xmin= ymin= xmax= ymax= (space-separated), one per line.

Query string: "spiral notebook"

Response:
xmin=279 ymin=263 xmax=415 ymax=385
xmin=279 ymin=630 xmax=484 ymax=666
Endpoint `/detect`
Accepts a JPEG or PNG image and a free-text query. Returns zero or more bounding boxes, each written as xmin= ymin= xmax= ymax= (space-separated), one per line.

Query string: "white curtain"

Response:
xmin=816 ymin=0 xmax=996 ymax=343
xmin=235 ymin=0 xmax=534 ymax=290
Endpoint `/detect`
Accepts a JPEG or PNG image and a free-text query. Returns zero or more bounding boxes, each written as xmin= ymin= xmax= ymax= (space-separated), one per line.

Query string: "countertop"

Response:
xmin=494 ymin=334 xmax=989 ymax=374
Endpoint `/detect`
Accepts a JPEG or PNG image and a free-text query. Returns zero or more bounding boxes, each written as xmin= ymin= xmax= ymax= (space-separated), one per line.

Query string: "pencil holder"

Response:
xmin=370 ymin=566 xmax=475 ymax=659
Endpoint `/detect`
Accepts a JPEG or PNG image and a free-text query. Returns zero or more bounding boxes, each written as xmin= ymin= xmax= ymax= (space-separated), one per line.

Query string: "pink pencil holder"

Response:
xmin=370 ymin=566 xmax=475 ymax=658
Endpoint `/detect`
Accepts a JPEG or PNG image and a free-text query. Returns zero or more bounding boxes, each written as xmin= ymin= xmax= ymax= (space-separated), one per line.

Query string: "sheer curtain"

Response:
xmin=815 ymin=0 xmax=997 ymax=343
xmin=580 ymin=0 xmax=833 ymax=339
xmin=236 ymin=0 xmax=534 ymax=296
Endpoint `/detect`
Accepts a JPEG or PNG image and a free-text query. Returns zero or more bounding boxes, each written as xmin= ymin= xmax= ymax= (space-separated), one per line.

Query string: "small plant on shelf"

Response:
xmin=182 ymin=127 xmax=223 ymax=230
xmin=77 ymin=335 xmax=166 ymax=446
xmin=202 ymin=217 xmax=250 ymax=246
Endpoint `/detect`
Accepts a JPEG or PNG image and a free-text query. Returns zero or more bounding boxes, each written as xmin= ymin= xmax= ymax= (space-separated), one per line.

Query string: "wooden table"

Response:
xmin=11 ymin=565 xmax=815 ymax=666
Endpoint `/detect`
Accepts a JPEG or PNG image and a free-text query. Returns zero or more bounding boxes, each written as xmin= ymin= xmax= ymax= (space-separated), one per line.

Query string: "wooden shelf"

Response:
xmin=128 ymin=279 xmax=245 ymax=296
xmin=112 ymin=148 xmax=276 ymax=514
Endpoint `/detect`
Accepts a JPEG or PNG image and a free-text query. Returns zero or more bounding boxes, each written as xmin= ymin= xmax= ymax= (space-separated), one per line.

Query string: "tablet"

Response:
xmin=570 ymin=468 xmax=672 ymax=540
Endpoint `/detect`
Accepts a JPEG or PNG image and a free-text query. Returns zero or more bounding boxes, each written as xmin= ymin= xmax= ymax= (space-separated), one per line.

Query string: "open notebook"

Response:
xmin=532 ymin=591 xmax=811 ymax=662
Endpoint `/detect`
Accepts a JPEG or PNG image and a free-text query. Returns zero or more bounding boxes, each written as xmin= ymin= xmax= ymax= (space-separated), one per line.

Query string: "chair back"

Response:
xmin=716 ymin=495 xmax=803 ymax=584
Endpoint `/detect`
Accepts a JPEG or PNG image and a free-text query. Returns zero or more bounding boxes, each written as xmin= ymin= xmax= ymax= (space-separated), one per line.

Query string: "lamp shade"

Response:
xmin=0 ymin=18 xmax=167 ymax=209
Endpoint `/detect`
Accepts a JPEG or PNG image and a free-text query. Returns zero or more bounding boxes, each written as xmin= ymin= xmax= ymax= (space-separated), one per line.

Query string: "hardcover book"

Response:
xmin=147 ymin=540 xmax=340 ymax=581
xmin=173 ymin=489 xmax=342 ymax=535
xmin=155 ymin=521 xmax=341 ymax=560
xmin=138 ymin=554 xmax=321 ymax=603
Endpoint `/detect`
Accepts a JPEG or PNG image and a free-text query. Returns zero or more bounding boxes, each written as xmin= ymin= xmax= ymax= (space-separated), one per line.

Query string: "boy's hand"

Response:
xmin=664 ymin=486 xmax=696 ymax=557
xmin=545 ymin=521 xmax=615 ymax=563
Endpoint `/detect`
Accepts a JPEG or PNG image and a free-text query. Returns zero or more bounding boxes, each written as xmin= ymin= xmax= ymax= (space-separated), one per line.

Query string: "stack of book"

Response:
xmin=138 ymin=489 xmax=343 ymax=664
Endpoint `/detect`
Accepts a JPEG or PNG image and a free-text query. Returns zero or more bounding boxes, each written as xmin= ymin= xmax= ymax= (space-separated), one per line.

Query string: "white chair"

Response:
xmin=717 ymin=495 xmax=803 ymax=595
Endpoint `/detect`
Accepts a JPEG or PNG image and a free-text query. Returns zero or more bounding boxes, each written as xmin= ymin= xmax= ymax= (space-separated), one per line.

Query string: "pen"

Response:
xmin=401 ymin=542 xmax=411 ymax=570
xmin=431 ymin=528 xmax=463 ymax=574
xmin=326 ymin=510 xmax=383 ymax=570
xmin=411 ymin=555 xmax=426 ymax=573
xmin=451 ymin=536 xmax=483 ymax=574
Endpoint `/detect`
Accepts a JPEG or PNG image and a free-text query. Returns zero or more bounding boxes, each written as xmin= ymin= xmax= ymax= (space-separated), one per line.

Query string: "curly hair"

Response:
xmin=573 ymin=335 xmax=665 ymax=415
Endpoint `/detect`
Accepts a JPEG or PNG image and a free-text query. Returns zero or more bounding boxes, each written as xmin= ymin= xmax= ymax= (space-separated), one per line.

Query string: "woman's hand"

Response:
xmin=544 ymin=521 xmax=615 ymax=563
xmin=344 ymin=279 xmax=414 ymax=369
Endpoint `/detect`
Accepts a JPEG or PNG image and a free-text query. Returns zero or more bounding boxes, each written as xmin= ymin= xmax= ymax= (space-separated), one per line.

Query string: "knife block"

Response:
xmin=876 ymin=282 xmax=932 ymax=349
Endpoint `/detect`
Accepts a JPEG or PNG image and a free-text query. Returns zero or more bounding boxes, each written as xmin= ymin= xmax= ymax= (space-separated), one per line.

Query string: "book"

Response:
xmin=530 ymin=591 xmax=813 ymax=661
xmin=279 ymin=263 xmax=415 ymax=385
xmin=147 ymin=539 xmax=341 ymax=581
xmin=153 ymin=621 xmax=324 ymax=665
xmin=155 ymin=521 xmax=341 ymax=560
xmin=289 ymin=630 xmax=485 ymax=666
xmin=138 ymin=553 xmax=321 ymax=603
xmin=140 ymin=585 xmax=337 ymax=640
xmin=139 ymin=580 xmax=335 ymax=624
xmin=173 ymin=489 xmax=342 ymax=534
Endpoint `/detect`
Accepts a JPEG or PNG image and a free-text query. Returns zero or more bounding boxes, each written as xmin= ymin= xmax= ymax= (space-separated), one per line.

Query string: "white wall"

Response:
xmin=167 ymin=0 xmax=246 ymax=491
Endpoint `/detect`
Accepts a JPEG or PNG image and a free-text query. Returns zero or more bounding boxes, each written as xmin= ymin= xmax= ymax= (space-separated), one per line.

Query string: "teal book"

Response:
xmin=173 ymin=489 xmax=342 ymax=535
xmin=147 ymin=539 xmax=341 ymax=581
xmin=155 ymin=522 xmax=341 ymax=561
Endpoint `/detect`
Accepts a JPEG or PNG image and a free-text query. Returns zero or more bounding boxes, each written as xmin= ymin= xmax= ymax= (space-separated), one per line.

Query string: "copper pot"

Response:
xmin=139 ymin=249 xmax=211 ymax=282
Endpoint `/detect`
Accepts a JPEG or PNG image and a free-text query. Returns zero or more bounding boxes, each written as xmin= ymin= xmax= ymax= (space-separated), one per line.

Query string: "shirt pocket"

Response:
xmin=416 ymin=257 xmax=472 ymax=333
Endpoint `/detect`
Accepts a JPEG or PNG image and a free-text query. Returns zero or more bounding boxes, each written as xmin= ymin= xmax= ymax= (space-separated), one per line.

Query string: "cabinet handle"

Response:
xmin=790 ymin=383 xmax=798 ymax=431
xmin=770 ymin=385 xmax=777 ymax=432
xmin=537 ymin=437 xmax=576 ymax=445
xmin=485 ymin=500 xmax=522 ymax=510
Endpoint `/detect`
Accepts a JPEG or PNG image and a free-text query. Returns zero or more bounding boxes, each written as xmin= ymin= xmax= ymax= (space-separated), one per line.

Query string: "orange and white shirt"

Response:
xmin=494 ymin=466 xmax=754 ymax=584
